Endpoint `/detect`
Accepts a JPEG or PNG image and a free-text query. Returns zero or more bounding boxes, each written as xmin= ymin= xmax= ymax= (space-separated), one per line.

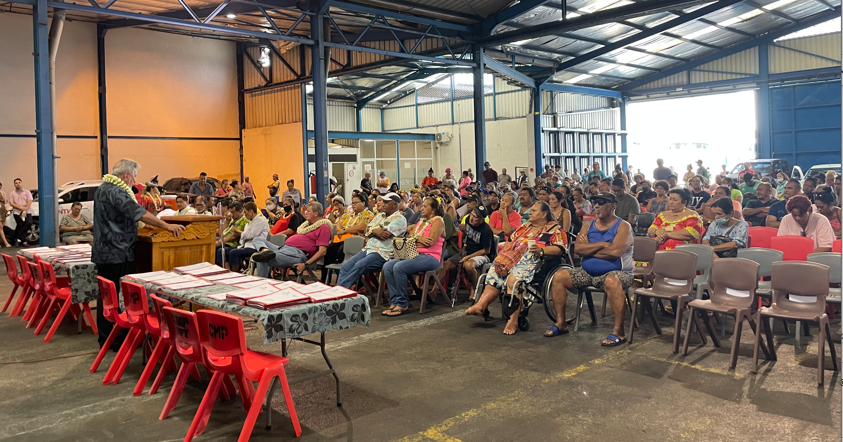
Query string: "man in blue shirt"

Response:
xmin=586 ymin=162 xmax=606 ymax=182
xmin=766 ymin=179 xmax=804 ymax=228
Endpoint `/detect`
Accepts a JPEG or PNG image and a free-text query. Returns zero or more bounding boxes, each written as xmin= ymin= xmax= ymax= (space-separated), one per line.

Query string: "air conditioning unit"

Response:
xmin=435 ymin=132 xmax=452 ymax=143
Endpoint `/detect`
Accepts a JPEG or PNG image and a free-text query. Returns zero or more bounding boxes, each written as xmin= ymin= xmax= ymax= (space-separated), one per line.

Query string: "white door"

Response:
xmin=344 ymin=163 xmax=359 ymax=202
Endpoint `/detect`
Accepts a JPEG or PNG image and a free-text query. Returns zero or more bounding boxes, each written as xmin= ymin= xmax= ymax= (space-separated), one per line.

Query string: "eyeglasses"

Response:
xmin=592 ymin=199 xmax=611 ymax=206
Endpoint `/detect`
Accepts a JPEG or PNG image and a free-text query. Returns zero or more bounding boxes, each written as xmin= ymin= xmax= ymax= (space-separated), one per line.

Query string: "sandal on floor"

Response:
xmin=384 ymin=307 xmax=409 ymax=317
xmin=382 ymin=306 xmax=398 ymax=316
xmin=601 ymin=334 xmax=627 ymax=347
xmin=544 ymin=325 xmax=569 ymax=337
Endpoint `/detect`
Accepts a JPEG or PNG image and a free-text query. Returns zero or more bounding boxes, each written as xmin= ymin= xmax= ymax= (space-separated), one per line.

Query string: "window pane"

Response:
xmin=377 ymin=160 xmax=397 ymax=188
xmin=399 ymin=141 xmax=415 ymax=159
xmin=400 ymin=159 xmax=416 ymax=189
xmin=376 ymin=141 xmax=396 ymax=158
xmin=416 ymin=141 xmax=433 ymax=160
xmin=361 ymin=140 xmax=375 ymax=159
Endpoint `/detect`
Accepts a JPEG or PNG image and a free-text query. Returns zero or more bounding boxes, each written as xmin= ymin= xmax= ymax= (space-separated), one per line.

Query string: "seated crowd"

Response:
xmin=133 ymin=159 xmax=840 ymax=345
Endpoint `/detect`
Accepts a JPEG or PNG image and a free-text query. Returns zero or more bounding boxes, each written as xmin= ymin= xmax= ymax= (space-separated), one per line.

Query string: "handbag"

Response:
xmin=393 ymin=236 xmax=419 ymax=260
xmin=708 ymin=223 xmax=739 ymax=258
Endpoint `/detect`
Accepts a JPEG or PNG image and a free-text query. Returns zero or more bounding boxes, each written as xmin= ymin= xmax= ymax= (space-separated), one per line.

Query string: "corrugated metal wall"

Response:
xmin=305 ymin=98 xmax=357 ymax=131
xmin=361 ymin=107 xmax=382 ymax=132
xmin=551 ymin=92 xmax=614 ymax=113
xmin=554 ymin=109 xmax=619 ymax=130
xmin=245 ymin=85 xmax=302 ymax=128
xmin=770 ymin=33 xmax=841 ymax=74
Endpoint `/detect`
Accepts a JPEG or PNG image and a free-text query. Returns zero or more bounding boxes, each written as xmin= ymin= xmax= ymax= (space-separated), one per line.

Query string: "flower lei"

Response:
xmin=297 ymin=218 xmax=332 ymax=235
xmin=103 ymin=174 xmax=145 ymax=228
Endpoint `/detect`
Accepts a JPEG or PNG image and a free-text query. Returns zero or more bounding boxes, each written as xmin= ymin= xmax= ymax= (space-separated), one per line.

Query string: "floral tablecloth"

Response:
xmin=127 ymin=278 xmax=371 ymax=344
xmin=17 ymin=250 xmax=99 ymax=305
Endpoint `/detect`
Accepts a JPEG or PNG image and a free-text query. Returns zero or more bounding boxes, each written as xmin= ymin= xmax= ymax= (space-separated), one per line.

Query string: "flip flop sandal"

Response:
xmin=544 ymin=325 xmax=569 ymax=337
xmin=601 ymin=334 xmax=627 ymax=347
xmin=382 ymin=306 xmax=398 ymax=316
xmin=384 ymin=307 xmax=409 ymax=317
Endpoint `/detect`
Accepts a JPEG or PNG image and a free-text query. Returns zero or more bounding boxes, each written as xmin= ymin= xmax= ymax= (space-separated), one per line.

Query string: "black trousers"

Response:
xmin=321 ymin=242 xmax=345 ymax=282
xmin=13 ymin=213 xmax=33 ymax=244
xmin=96 ymin=261 xmax=134 ymax=348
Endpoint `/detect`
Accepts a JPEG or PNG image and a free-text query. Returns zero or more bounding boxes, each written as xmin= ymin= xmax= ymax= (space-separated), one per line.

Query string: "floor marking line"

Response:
xmin=422 ymin=429 xmax=464 ymax=442
xmin=649 ymin=356 xmax=745 ymax=378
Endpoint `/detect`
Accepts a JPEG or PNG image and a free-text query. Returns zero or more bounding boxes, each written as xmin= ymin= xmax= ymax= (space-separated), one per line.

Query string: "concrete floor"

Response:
xmin=0 ymin=252 xmax=840 ymax=442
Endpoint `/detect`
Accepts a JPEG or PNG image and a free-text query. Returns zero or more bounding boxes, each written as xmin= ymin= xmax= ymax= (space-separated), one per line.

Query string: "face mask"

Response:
xmin=267 ymin=204 xmax=276 ymax=211
xmin=284 ymin=205 xmax=292 ymax=213
xmin=714 ymin=217 xmax=728 ymax=225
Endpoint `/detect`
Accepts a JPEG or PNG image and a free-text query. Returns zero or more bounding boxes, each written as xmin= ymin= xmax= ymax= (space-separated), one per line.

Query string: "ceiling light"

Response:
xmin=225 ymin=13 xmax=236 ymax=19
xmin=258 ymin=47 xmax=271 ymax=67
xmin=564 ymin=74 xmax=592 ymax=84
xmin=373 ymin=92 xmax=391 ymax=102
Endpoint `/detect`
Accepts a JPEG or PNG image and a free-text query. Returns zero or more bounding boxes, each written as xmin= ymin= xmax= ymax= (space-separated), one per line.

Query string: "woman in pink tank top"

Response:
xmin=382 ymin=197 xmax=446 ymax=316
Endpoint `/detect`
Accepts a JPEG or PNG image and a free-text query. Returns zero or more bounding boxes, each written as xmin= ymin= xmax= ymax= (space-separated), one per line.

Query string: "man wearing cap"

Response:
xmin=696 ymin=160 xmax=709 ymax=181
xmin=516 ymin=169 xmax=529 ymax=188
xmin=546 ymin=192 xmax=634 ymax=347
xmin=488 ymin=189 xmax=501 ymax=212
xmin=421 ymin=168 xmax=438 ymax=188
xmin=611 ymin=178 xmax=641 ymax=225
xmin=459 ymin=195 xmax=483 ymax=224
xmin=376 ymin=171 xmax=390 ymax=194
xmin=437 ymin=205 xmax=494 ymax=295
xmin=482 ymin=162 xmax=499 ymax=186
xmin=251 ymin=201 xmax=331 ymax=278
xmin=336 ymin=193 xmax=407 ymax=288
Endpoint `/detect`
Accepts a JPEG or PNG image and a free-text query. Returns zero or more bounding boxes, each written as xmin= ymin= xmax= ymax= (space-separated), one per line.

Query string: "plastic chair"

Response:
xmin=104 ymin=280 xmax=154 ymax=385
xmin=807 ymin=252 xmax=842 ymax=304
xmin=132 ymin=294 xmax=175 ymax=396
xmin=418 ymin=247 xmax=450 ymax=314
xmin=682 ymin=258 xmax=770 ymax=368
xmin=2 ymin=254 xmax=22 ymax=313
xmin=187 ymin=310 xmax=301 ymax=441
xmin=38 ymin=261 xmax=95 ymax=342
xmin=748 ymin=226 xmax=778 ymax=249
xmin=601 ymin=237 xmax=657 ymax=317
xmin=323 ymin=236 xmax=365 ymax=285
xmin=9 ymin=255 xmax=34 ymax=317
xmin=751 ymin=261 xmax=839 ymax=385
xmin=629 ymin=250 xmax=698 ymax=353
xmin=833 ymin=239 xmax=841 ymax=253
xmin=90 ymin=277 xmax=132 ymax=374
xmin=770 ymin=235 xmax=815 ymax=261
xmin=269 ymin=233 xmax=287 ymax=248
xmin=737 ymin=248 xmax=783 ymax=299
xmin=24 ymin=261 xmax=49 ymax=328
xmin=634 ymin=212 xmax=656 ymax=236
xmin=675 ymin=244 xmax=714 ymax=300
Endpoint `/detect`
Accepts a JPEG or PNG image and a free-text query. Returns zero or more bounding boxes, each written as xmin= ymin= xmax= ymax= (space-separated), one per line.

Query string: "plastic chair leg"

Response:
xmin=185 ymin=370 xmax=225 ymax=441
xmin=276 ymin=368 xmax=302 ymax=437
xmin=159 ymin=361 xmax=193 ymax=420
xmin=90 ymin=324 xmax=122 ymax=373
xmin=82 ymin=303 xmax=98 ymax=335
xmin=112 ymin=329 xmax=146 ymax=385
xmin=234 ymin=374 xmax=254 ymax=414
xmin=34 ymin=298 xmax=58 ymax=335
xmin=103 ymin=329 xmax=139 ymax=385
xmin=189 ymin=364 xmax=202 ymax=381
xmin=1 ymin=284 xmax=19 ymax=313
xmin=222 ymin=373 xmax=237 ymax=399
xmin=44 ymin=298 xmax=74 ymax=343
xmin=149 ymin=346 xmax=177 ymax=395
xmin=25 ymin=293 xmax=48 ymax=328
xmin=9 ymin=286 xmax=32 ymax=317
xmin=237 ymin=373 xmax=274 ymax=442
xmin=134 ymin=336 xmax=168 ymax=396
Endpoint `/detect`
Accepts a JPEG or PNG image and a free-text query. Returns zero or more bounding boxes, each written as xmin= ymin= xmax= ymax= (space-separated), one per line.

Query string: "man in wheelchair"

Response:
xmin=546 ymin=192 xmax=634 ymax=347
xmin=465 ymin=202 xmax=568 ymax=335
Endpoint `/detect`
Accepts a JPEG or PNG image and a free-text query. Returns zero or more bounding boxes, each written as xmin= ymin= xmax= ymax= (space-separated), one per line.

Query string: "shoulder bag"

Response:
xmin=708 ymin=223 xmax=739 ymax=258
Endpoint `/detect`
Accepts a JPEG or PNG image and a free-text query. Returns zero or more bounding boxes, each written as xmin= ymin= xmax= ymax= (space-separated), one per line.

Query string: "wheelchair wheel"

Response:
xmin=542 ymin=264 xmax=571 ymax=323
xmin=517 ymin=315 xmax=530 ymax=331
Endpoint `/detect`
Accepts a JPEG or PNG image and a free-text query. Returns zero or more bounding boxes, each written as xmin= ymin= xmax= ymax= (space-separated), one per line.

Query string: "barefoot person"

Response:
xmin=465 ymin=201 xmax=567 ymax=335
xmin=546 ymin=193 xmax=634 ymax=346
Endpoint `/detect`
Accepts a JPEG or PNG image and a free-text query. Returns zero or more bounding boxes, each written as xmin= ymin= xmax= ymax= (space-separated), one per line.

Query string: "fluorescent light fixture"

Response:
xmin=511 ymin=38 xmax=537 ymax=46
xmin=764 ymin=0 xmax=798 ymax=10
xmin=373 ymin=92 xmax=391 ymax=102
xmin=391 ymin=82 xmax=412 ymax=92
xmin=683 ymin=26 xmax=718 ymax=40
xmin=305 ymin=83 xmax=313 ymax=94
xmin=564 ymin=74 xmax=592 ymax=84
xmin=589 ymin=63 xmax=617 ymax=74
xmin=363 ymin=139 xmax=375 ymax=142
xmin=258 ymin=47 xmax=271 ymax=67
xmin=225 ymin=13 xmax=236 ymax=19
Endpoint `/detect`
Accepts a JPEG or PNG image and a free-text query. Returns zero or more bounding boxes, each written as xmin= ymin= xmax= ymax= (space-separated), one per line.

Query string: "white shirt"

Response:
xmin=176 ymin=207 xmax=196 ymax=216
xmin=240 ymin=214 xmax=269 ymax=249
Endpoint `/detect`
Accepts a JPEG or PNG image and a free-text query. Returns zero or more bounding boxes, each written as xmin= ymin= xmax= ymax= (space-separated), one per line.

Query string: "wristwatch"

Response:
xmin=538 ymin=248 xmax=545 ymax=257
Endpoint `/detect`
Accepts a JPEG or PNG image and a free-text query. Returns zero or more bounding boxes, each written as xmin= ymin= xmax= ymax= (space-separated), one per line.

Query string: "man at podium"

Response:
xmin=93 ymin=159 xmax=185 ymax=350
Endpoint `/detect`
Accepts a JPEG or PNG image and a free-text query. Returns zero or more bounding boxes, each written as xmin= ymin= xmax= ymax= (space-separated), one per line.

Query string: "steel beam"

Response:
xmin=480 ymin=0 xmax=551 ymax=35
xmin=472 ymin=46 xmax=487 ymax=183
xmin=478 ymin=0 xmax=708 ymax=46
xmin=482 ymin=54 xmax=535 ymax=88
xmin=617 ymin=8 xmax=841 ymax=91
xmin=96 ymin=24 xmax=109 ymax=176
xmin=619 ymin=98 xmax=628 ymax=169
xmin=756 ymin=44 xmax=771 ymax=159
xmin=533 ymin=87 xmax=544 ymax=176
xmin=34 ymin=0 xmax=56 ymax=247
xmin=548 ymin=0 xmax=742 ymax=78
xmin=330 ymin=1 xmax=473 ymax=32
xmin=323 ymin=42 xmax=474 ymax=66
xmin=311 ymin=12 xmax=329 ymax=203
xmin=236 ymin=42 xmax=246 ymax=182
xmin=543 ymin=82 xmax=622 ymax=99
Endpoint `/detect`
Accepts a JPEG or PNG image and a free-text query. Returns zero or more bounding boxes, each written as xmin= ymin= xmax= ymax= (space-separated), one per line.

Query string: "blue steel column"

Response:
xmin=756 ymin=44 xmax=772 ymax=159
xmin=301 ymin=84 xmax=310 ymax=198
xmin=311 ymin=12 xmax=329 ymax=203
xmin=619 ymin=98 xmax=628 ymax=170
xmin=472 ymin=46 xmax=487 ymax=184
xmin=533 ymin=87 xmax=544 ymax=176
xmin=33 ymin=0 xmax=56 ymax=247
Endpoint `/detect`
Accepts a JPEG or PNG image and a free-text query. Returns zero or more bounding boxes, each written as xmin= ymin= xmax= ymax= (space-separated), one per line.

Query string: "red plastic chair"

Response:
xmin=26 ymin=261 xmax=51 ymax=329
xmin=9 ymin=255 xmax=34 ymax=317
xmin=133 ymin=294 xmax=176 ymax=396
xmin=90 ymin=277 xmax=132 ymax=374
xmin=157 ymin=306 xmax=236 ymax=422
xmin=37 ymin=261 xmax=94 ymax=342
xmin=748 ymin=226 xmax=778 ymax=249
xmin=186 ymin=310 xmax=301 ymax=441
xmin=104 ymin=280 xmax=154 ymax=385
xmin=2 ymin=254 xmax=22 ymax=314
xmin=833 ymin=239 xmax=841 ymax=253
xmin=770 ymin=235 xmax=815 ymax=261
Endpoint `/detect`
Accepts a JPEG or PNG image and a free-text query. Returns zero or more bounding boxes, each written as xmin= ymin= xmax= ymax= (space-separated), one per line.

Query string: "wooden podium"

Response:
xmin=134 ymin=215 xmax=223 ymax=273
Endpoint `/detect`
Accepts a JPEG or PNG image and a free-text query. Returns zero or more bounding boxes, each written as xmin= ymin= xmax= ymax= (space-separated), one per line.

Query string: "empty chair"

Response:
xmin=24 ymin=261 xmax=48 ymax=328
xmin=748 ymin=226 xmax=778 ymax=249
xmin=629 ymin=250 xmax=698 ymax=353
xmin=682 ymin=258 xmax=770 ymax=369
xmin=37 ymin=261 xmax=96 ymax=342
xmin=322 ymin=236 xmax=365 ymax=285
xmin=752 ymin=261 xmax=839 ymax=385
xmin=737 ymin=248 xmax=782 ymax=299
xmin=9 ymin=255 xmax=34 ymax=317
xmin=132 ymin=294 xmax=174 ymax=396
xmin=90 ymin=277 xmax=132 ymax=374
xmin=675 ymin=244 xmax=714 ymax=300
xmin=807 ymin=253 xmax=841 ymax=304
xmin=770 ymin=235 xmax=814 ymax=261
xmin=104 ymin=281 xmax=154 ymax=385
xmin=634 ymin=212 xmax=656 ymax=236
xmin=186 ymin=310 xmax=301 ymax=441
xmin=418 ymin=248 xmax=451 ymax=314
xmin=1 ymin=254 xmax=22 ymax=314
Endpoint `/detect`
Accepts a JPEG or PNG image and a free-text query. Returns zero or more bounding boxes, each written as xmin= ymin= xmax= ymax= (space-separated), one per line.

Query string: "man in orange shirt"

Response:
xmin=421 ymin=168 xmax=438 ymax=189
xmin=488 ymin=193 xmax=522 ymax=242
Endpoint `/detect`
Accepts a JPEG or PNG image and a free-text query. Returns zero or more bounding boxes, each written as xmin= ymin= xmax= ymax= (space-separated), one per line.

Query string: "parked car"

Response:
xmin=726 ymin=159 xmax=803 ymax=182
xmin=161 ymin=176 xmax=221 ymax=195
xmin=805 ymin=163 xmax=841 ymax=178
xmin=3 ymin=180 xmax=103 ymax=245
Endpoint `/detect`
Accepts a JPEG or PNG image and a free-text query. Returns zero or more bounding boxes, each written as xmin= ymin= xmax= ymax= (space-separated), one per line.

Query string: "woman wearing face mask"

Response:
xmin=702 ymin=198 xmax=748 ymax=258
xmin=262 ymin=197 xmax=283 ymax=227
xmin=269 ymin=198 xmax=305 ymax=236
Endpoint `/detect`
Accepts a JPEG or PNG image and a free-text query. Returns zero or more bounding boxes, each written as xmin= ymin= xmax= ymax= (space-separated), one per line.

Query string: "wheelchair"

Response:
xmin=471 ymin=235 xmax=575 ymax=332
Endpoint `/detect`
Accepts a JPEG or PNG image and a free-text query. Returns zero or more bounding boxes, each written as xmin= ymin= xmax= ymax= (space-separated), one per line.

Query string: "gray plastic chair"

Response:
xmin=675 ymin=244 xmax=714 ymax=300
xmin=808 ymin=252 xmax=842 ymax=304
xmin=634 ymin=212 xmax=656 ymax=236
xmin=737 ymin=248 xmax=782 ymax=299
xmin=322 ymin=236 xmax=366 ymax=285
xmin=268 ymin=233 xmax=286 ymax=248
